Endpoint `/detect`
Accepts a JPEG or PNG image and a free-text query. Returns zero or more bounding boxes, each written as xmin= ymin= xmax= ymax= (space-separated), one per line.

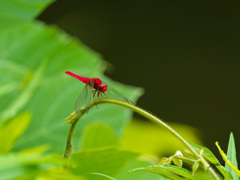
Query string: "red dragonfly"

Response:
xmin=65 ymin=71 xmax=133 ymax=110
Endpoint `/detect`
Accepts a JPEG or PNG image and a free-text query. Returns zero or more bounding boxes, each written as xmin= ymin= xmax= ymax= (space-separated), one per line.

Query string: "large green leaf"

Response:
xmin=0 ymin=59 xmax=45 ymax=125
xmin=0 ymin=0 xmax=54 ymax=29
xmin=81 ymin=122 xmax=118 ymax=150
xmin=0 ymin=1 xmax=144 ymax=179
xmin=0 ymin=21 xmax=143 ymax=153
xmin=71 ymin=148 xmax=139 ymax=177
xmin=77 ymin=120 xmax=162 ymax=180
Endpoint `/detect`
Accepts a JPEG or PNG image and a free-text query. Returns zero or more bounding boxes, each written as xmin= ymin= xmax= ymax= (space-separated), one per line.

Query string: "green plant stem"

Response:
xmin=64 ymin=99 xmax=219 ymax=180
xmin=63 ymin=120 xmax=76 ymax=159
xmin=63 ymin=110 xmax=84 ymax=159
xmin=174 ymin=155 xmax=197 ymax=163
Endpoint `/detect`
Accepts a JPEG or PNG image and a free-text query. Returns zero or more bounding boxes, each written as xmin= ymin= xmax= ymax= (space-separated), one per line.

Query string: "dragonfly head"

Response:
xmin=99 ymin=84 xmax=107 ymax=92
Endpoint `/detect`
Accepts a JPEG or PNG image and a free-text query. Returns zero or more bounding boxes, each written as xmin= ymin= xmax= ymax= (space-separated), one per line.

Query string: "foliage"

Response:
xmin=0 ymin=1 xmax=239 ymax=180
xmin=225 ymin=133 xmax=239 ymax=179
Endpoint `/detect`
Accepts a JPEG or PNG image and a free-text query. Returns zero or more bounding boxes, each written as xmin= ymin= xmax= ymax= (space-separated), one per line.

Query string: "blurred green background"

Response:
xmin=38 ymin=0 xmax=240 ymax=158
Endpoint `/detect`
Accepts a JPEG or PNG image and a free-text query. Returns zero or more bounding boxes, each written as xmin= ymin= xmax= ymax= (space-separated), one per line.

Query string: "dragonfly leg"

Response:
xmin=97 ymin=91 xmax=102 ymax=99
xmin=102 ymin=92 xmax=108 ymax=98
xmin=97 ymin=91 xmax=104 ymax=100
xmin=92 ymin=90 xmax=99 ymax=109
xmin=92 ymin=90 xmax=97 ymax=97
xmin=100 ymin=92 xmax=108 ymax=100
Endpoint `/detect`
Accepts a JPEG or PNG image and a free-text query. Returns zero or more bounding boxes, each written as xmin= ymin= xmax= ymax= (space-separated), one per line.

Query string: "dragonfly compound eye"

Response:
xmin=101 ymin=84 xmax=107 ymax=92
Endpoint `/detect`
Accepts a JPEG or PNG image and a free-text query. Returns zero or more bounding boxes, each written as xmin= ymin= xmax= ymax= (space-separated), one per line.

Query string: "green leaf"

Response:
xmin=0 ymin=60 xmax=46 ymax=125
xmin=90 ymin=172 xmax=117 ymax=180
xmin=158 ymin=157 xmax=170 ymax=165
xmin=192 ymin=160 xmax=200 ymax=175
xmin=0 ymin=22 xmax=143 ymax=153
xmin=81 ymin=122 xmax=118 ymax=150
xmin=225 ymin=133 xmax=239 ymax=180
xmin=116 ymin=159 xmax=164 ymax=180
xmin=0 ymin=1 xmax=144 ymax=179
xmin=18 ymin=168 xmax=86 ymax=180
xmin=0 ymin=0 xmax=54 ymax=29
xmin=189 ymin=142 xmax=234 ymax=180
xmin=217 ymin=165 xmax=234 ymax=180
xmin=129 ymin=165 xmax=203 ymax=180
xmin=0 ymin=147 xmax=60 ymax=180
xmin=173 ymin=151 xmax=183 ymax=168
xmin=216 ymin=142 xmax=240 ymax=179
xmin=188 ymin=142 xmax=220 ymax=166
xmin=0 ymin=82 xmax=19 ymax=98
xmin=0 ymin=112 xmax=31 ymax=153
xmin=1 ymin=146 xmax=83 ymax=180
xmin=71 ymin=148 xmax=139 ymax=177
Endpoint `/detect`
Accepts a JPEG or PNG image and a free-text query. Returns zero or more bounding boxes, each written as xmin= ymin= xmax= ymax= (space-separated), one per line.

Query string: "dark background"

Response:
xmin=38 ymin=0 xmax=240 ymax=159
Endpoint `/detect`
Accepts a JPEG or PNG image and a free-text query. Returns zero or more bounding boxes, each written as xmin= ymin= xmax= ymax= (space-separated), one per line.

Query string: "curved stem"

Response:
xmin=63 ymin=120 xmax=76 ymax=159
xmin=64 ymin=99 xmax=219 ymax=180
xmin=63 ymin=111 xmax=84 ymax=159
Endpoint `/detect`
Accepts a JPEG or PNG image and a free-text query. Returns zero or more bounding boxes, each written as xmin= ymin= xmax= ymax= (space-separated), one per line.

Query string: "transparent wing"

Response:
xmin=75 ymin=84 xmax=93 ymax=111
xmin=100 ymin=82 xmax=134 ymax=105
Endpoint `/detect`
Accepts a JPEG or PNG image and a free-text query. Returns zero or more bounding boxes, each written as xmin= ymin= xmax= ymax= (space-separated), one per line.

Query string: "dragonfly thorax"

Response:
xmin=88 ymin=78 xmax=108 ymax=93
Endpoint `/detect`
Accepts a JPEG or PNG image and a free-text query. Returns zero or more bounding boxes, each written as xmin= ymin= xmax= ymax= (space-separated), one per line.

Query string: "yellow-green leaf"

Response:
xmin=0 ymin=112 xmax=31 ymax=153
xmin=216 ymin=141 xmax=240 ymax=177
xmin=158 ymin=157 xmax=169 ymax=165
xmin=173 ymin=150 xmax=183 ymax=168
xmin=192 ymin=160 xmax=200 ymax=175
